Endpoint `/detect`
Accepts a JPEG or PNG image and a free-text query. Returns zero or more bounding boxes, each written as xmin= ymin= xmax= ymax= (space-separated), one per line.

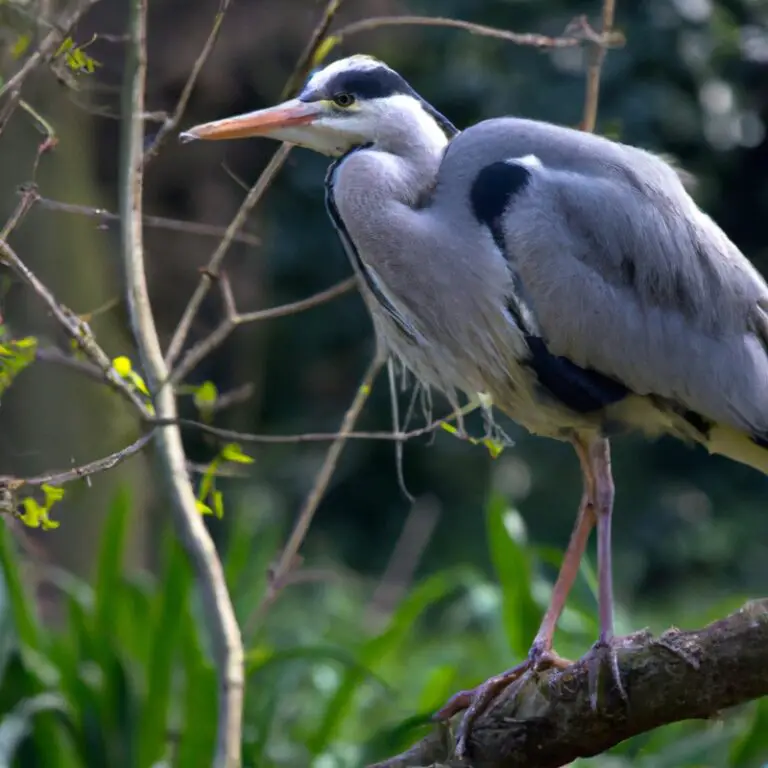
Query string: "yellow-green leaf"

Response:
xmin=193 ymin=381 xmax=218 ymax=409
xmin=195 ymin=500 xmax=213 ymax=516
xmin=11 ymin=35 xmax=31 ymax=60
xmin=41 ymin=484 xmax=65 ymax=505
xmin=128 ymin=370 xmax=150 ymax=396
xmin=112 ymin=356 xmax=132 ymax=377
xmin=19 ymin=498 xmax=42 ymax=528
xmin=483 ymin=438 xmax=505 ymax=459
xmin=220 ymin=443 xmax=254 ymax=464
xmin=440 ymin=423 xmax=458 ymax=435
xmin=212 ymin=490 xmax=224 ymax=519
xmin=54 ymin=37 xmax=75 ymax=57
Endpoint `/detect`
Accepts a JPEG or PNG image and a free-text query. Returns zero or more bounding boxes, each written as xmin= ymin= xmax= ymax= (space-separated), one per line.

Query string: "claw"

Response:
xmin=435 ymin=645 xmax=572 ymax=759
xmin=585 ymin=636 xmax=630 ymax=711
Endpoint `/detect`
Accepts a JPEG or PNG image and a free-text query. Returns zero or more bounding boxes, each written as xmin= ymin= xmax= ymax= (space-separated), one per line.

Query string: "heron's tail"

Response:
xmin=707 ymin=424 xmax=768 ymax=476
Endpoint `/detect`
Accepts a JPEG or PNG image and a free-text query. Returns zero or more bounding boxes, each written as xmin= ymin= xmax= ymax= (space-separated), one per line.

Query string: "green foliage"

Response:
xmin=0 ymin=491 xmax=763 ymax=767
xmin=53 ymin=37 xmax=101 ymax=75
xmin=196 ymin=443 xmax=253 ymax=518
xmin=0 ymin=336 xmax=36 ymax=400
xmin=17 ymin=484 xmax=64 ymax=530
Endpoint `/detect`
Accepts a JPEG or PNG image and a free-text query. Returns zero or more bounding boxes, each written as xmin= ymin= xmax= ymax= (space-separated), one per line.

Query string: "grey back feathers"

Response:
xmin=322 ymin=59 xmax=768 ymax=471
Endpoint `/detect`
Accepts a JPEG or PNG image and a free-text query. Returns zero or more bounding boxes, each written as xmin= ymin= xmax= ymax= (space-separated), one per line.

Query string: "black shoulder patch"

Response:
xmin=524 ymin=335 xmax=630 ymax=414
xmin=751 ymin=433 xmax=768 ymax=451
xmin=470 ymin=161 xmax=532 ymax=250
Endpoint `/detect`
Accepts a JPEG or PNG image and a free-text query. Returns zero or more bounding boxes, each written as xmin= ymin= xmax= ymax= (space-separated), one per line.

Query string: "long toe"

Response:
xmin=585 ymin=636 xmax=631 ymax=711
xmin=435 ymin=648 xmax=574 ymax=759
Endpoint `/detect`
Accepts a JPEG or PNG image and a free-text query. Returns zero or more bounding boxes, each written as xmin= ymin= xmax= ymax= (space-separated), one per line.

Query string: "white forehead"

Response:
xmin=306 ymin=55 xmax=386 ymax=91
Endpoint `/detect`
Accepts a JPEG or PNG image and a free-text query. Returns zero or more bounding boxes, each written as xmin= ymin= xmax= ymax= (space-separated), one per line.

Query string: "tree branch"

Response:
xmin=246 ymin=354 xmax=384 ymax=636
xmin=369 ymin=600 xmax=768 ymax=768
xmin=142 ymin=0 xmax=233 ymax=163
xmin=169 ymin=275 xmax=356 ymax=385
xmin=119 ymin=2 xmax=243 ymax=766
xmin=36 ymin=195 xmax=261 ymax=247
xmin=0 ymin=0 xmax=103 ymax=100
xmin=330 ymin=15 xmax=624 ymax=52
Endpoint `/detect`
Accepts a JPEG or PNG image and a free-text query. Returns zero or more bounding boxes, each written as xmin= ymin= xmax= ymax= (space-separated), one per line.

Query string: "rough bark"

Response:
xmin=371 ymin=599 xmax=768 ymax=768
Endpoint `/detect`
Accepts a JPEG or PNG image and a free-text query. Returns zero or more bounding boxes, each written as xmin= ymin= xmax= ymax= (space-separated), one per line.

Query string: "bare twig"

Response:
xmin=281 ymin=0 xmax=346 ymax=99
xmin=119 ymin=2 xmax=242 ymax=766
xmin=0 ymin=432 xmax=154 ymax=492
xmin=0 ymin=0 xmax=103 ymax=100
xmin=167 ymin=406 xmax=471 ymax=445
xmin=246 ymin=355 xmax=384 ymax=635
xmin=330 ymin=15 xmax=624 ymax=51
xmin=581 ymin=1 xmax=618 ymax=133
xmin=370 ymin=601 xmax=768 ymax=768
xmin=170 ymin=275 xmax=356 ymax=384
xmin=143 ymin=0 xmax=233 ymax=163
xmin=0 ymin=239 xmax=151 ymax=418
xmin=164 ymin=143 xmax=292 ymax=368
xmin=36 ymin=196 xmax=261 ymax=247
xmin=167 ymin=0 xmax=350 ymax=369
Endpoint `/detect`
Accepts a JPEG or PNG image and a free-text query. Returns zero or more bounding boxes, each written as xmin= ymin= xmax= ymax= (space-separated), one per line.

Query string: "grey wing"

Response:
xmin=443 ymin=119 xmax=768 ymax=435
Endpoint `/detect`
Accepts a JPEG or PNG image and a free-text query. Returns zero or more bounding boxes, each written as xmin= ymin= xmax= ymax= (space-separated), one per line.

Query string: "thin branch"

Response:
xmin=330 ymin=15 xmax=624 ymax=51
xmin=0 ymin=0 xmax=103 ymax=100
xmin=119 ymin=2 xmax=243 ymax=766
xmin=36 ymin=196 xmax=261 ymax=247
xmin=164 ymin=143 xmax=292 ymax=368
xmin=369 ymin=600 xmax=768 ymax=768
xmin=581 ymin=1 xmax=618 ymax=133
xmin=281 ymin=0 xmax=346 ymax=99
xmin=167 ymin=409 xmax=461 ymax=445
xmin=143 ymin=0 xmax=233 ymax=163
xmin=167 ymin=0 xmax=350 ymax=369
xmin=170 ymin=276 xmax=357 ymax=385
xmin=0 ymin=236 xmax=151 ymax=418
xmin=246 ymin=355 xmax=384 ymax=635
xmin=0 ymin=432 xmax=154 ymax=492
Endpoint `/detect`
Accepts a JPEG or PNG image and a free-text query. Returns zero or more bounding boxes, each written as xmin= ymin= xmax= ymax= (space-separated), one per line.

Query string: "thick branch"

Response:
xmin=119 ymin=2 xmax=243 ymax=766
xmin=371 ymin=600 xmax=768 ymax=768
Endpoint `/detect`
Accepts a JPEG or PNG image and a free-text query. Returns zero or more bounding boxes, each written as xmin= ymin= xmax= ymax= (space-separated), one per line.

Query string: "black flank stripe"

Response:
xmin=525 ymin=335 xmax=630 ymax=414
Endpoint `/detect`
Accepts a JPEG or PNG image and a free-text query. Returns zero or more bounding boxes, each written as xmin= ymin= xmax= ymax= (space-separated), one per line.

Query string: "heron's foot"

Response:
xmin=584 ymin=635 xmax=631 ymax=711
xmin=434 ymin=643 xmax=572 ymax=759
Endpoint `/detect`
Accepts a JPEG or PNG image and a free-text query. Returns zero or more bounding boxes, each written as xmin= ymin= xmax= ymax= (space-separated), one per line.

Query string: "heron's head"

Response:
xmin=180 ymin=55 xmax=458 ymax=156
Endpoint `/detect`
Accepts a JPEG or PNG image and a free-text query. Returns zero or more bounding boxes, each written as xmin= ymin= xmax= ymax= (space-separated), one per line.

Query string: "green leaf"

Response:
xmin=220 ymin=443 xmax=254 ymax=464
xmin=212 ymin=490 xmax=224 ymax=519
xmin=0 ymin=693 xmax=69 ymax=764
xmin=309 ymin=567 xmax=475 ymax=754
xmin=137 ymin=534 xmax=191 ymax=768
xmin=193 ymin=381 xmax=218 ymax=410
xmin=111 ymin=356 xmax=132 ymax=377
xmin=486 ymin=496 xmax=541 ymax=657
xmin=0 ymin=523 xmax=41 ymax=650
xmin=94 ymin=489 xmax=131 ymax=645
xmin=730 ymin=698 xmax=768 ymax=766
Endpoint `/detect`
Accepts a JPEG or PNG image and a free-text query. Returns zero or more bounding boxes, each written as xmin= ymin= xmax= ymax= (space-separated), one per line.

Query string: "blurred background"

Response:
xmin=1 ymin=0 xmax=768 ymax=765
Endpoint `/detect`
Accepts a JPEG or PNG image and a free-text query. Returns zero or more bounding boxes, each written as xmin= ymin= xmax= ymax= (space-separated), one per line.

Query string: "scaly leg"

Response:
xmin=584 ymin=437 xmax=628 ymax=708
xmin=435 ymin=437 xmax=598 ymax=757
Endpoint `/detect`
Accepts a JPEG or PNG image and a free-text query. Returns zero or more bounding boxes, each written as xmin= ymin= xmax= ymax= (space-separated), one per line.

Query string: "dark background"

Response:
xmin=1 ymin=3 xmax=768 ymax=763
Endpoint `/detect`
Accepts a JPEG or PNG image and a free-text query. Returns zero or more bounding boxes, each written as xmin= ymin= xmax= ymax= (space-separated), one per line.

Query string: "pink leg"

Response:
xmin=435 ymin=437 xmax=599 ymax=757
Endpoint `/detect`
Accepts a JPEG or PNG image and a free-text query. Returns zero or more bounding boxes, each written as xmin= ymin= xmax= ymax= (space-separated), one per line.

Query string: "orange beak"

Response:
xmin=180 ymin=99 xmax=326 ymax=142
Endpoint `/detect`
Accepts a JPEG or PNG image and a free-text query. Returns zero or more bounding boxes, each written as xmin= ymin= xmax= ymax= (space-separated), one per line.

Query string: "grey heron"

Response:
xmin=181 ymin=55 xmax=768 ymax=756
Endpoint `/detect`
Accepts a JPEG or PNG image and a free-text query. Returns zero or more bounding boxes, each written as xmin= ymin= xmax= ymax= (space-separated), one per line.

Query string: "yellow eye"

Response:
xmin=332 ymin=92 xmax=355 ymax=108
